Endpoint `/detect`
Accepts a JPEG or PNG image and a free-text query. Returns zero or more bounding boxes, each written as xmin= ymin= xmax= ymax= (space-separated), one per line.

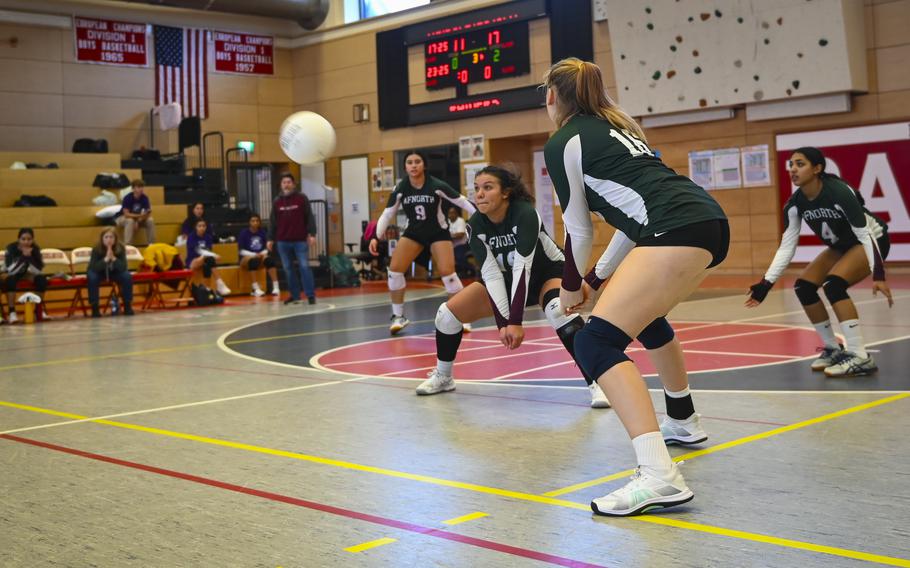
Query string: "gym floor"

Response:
xmin=1 ymin=276 xmax=908 ymax=567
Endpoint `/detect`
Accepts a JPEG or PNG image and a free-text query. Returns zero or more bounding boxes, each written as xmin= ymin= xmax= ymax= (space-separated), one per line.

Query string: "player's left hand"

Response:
xmin=873 ymin=280 xmax=893 ymax=307
xmin=560 ymin=286 xmax=587 ymax=314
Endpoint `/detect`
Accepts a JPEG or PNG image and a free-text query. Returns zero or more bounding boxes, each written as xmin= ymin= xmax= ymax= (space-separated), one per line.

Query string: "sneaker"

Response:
xmin=591 ymin=464 xmax=693 ymax=517
xmin=271 ymin=287 xmax=281 ymax=297
xmin=824 ymin=351 xmax=877 ymax=377
xmin=307 ymin=296 xmax=316 ymax=305
xmin=91 ymin=305 xmax=101 ymax=318
xmin=9 ymin=312 xmax=18 ymax=324
xmin=284 ymin=297 xmax=301 ymax=305
xmin=123 ymin=304 xmax=134 ymax=316
xmin=41 ymin=310 xmax=52 ymax=321
xmin=660 ymin=413 xmax=707 ymax=445
xmin=810 ymin=345 xmax=843 ymax=371
xmin=216 ymin=281 xmax=232 ymax=296
xmin=589 ymin=383 xmax=611 ymax=408
xmin=462 ymin=322 xmax=472 ymax=333
xmin=416 ymin=369 xmax=456 ymax=395
xmin=251 ymin=288 xmax=265 ymax=297
xmin=389 ymin=315 xmax=410 ymax=335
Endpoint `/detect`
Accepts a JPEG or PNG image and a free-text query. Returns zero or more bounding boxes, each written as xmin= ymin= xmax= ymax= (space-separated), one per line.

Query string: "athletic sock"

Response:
xmin=392 ymin=303 xmax=404 ymax=318
xmin=436 ymin=359 xmax=454 ymax=377
xmin=813 ymin=320 xmax=839 ymax=349
xmin=632 ymin=431 xmax=675 ymax=477
xmin=840 ymin=319 xmax=867 ymax=357
xmin=664 ymin=387 xmax=695 ymax=420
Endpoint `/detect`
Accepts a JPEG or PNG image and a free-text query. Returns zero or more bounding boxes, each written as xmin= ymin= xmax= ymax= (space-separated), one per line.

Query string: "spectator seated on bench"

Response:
xmin=2 ymin=228 xmax=49 ymax=323
xmin=186 ymin=219 xmax=231 ymax=297
xmin=238 ymin=213 xmax=280 ymax=297
xmin=85 ymin=227 xmax=134 ymax=318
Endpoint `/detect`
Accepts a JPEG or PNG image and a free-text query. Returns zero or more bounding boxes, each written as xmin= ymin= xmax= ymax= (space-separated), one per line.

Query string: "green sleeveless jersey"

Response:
xmin=467 ymin=200 xmax=563 ymax=326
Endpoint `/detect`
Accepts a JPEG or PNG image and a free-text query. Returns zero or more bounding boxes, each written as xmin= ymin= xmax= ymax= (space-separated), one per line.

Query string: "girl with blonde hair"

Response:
xmin=543 ymin=58 xmax=729 ymax=516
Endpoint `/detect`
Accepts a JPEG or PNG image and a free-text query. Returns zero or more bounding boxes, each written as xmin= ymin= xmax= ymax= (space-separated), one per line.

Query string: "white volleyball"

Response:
xmin=278 ymin=111 xmax=336 ymax=165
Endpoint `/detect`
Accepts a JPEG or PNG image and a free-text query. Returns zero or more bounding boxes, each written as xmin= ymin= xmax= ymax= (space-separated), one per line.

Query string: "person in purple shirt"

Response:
xmin=238 ymin=214 xmax=279 ymax=297
xmin=116 ymin=179 xmax=156 ymax=245
xmin=267 ymin=172 xmax=318 ymax=305
xmin=180 ymin=202 xmax=212 ymax=244
xmin=185 ymin=219 xmax=231 ymax=296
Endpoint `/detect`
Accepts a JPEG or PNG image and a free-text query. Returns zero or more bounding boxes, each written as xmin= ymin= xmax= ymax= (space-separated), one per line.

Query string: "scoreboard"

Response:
xmin=424 ymin=22 xmax=530 ymax=90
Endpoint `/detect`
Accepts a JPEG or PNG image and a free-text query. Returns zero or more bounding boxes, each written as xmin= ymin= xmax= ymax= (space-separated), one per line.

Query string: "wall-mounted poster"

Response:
xmin=712 ymin=148 xmax=743 ymax=189
xmin=688 ymin=150 xmax=714 ymax=190
xmin=382 ymin=167 xmax=394 ymax=190
xmin=459 ymin=134 xmax=485 ymax=161
xmin=741 ymin=145 xmax=771 ymax=187
xmin=463 ymin=162 xmax=487 ymax=203
xmin=371 ymin=167 xmax=383 ymax=192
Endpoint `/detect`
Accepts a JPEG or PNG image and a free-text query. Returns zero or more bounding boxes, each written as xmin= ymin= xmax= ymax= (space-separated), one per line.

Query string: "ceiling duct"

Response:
xmin=114 ymin=0 xmax=329 ymax=30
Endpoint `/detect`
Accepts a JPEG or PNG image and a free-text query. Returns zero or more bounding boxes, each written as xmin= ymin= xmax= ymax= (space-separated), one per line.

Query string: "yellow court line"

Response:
xmin=344 ymin=537 xmax=397 ymax=553
xmin=2 ymin=397 xmax=909 ymax=567
xmin=442 ymin=512 xmax=489 ymax=525
xmin=543 ymin=392 xmax=910 ymax=497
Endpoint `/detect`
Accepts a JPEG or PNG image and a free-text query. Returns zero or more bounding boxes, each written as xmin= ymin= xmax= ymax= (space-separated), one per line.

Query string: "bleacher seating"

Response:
xmin=0 ymin=152 xmax=261 ymax=319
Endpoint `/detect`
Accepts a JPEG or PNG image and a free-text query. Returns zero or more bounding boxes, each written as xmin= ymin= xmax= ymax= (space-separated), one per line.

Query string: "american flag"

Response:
xmin=154 ymin=25 xmax=208 ymax=118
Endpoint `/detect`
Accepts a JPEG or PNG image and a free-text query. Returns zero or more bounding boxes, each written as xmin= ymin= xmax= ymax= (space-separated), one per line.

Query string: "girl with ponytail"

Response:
xmin=543 ymin=57 xmax=729 ymax=517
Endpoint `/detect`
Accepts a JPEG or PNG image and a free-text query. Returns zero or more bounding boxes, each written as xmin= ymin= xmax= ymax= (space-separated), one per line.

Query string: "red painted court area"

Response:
xmin=315 ymin=322 xmax=822 ymax=380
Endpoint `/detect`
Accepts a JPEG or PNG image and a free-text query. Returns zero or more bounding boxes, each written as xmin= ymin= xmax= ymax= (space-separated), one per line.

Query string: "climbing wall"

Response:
xmin=605 ymin=0 xmax=867 ymax=116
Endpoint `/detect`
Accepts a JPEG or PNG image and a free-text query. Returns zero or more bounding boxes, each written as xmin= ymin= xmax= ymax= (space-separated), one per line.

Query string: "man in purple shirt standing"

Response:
xmin=267 ymin=173 xmax=318 ymax=305
xmin=116 ymin=179 xmax=156 ymax=245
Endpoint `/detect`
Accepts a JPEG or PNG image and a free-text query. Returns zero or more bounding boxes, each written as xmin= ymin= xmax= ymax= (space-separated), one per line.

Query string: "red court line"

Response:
xmin=1 ymin=434 xmax=608 ymax=568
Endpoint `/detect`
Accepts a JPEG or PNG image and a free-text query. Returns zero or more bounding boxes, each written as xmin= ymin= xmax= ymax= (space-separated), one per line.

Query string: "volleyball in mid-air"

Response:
xmin=279 ymin=111 xmax=336 ymax=165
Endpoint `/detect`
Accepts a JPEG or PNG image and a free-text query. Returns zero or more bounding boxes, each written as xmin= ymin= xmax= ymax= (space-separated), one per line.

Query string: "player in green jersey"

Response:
xmin=369 ymin=151 xmax=475 ymax=334
xmin=415 ymin=165 xmax=610 ymax=408
xmin=747 ymin=147 xmax=892 ymax=377
xmin=543 ymin=58 xmax=729 ymax=517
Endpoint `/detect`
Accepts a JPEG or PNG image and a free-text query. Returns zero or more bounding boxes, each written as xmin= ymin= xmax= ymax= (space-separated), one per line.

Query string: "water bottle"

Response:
xmin=111 ymin=295 xmax=119 ymax=315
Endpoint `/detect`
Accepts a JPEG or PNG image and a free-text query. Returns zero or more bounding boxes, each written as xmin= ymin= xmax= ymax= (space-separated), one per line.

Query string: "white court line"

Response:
xmin=0 ymin=375 xmax=370 ymax=436
xmin=325 ymin=337 xmax=559 ymax=367
xmin=378 ymin=346 xmax=569 ymax=377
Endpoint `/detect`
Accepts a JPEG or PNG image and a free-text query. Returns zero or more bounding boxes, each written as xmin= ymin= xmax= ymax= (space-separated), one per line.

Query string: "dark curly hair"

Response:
xmin=475 ymin=165 xmax=534 ymax=204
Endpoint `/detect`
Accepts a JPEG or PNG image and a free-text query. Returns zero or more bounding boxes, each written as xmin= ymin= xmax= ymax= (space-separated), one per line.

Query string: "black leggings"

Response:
xmin=4 ymin=273 xmax=47 ymax=293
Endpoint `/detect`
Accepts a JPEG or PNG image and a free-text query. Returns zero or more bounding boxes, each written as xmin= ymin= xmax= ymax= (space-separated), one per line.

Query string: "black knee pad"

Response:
xmin=556 ymin=315 xmax=597 ymax=385
xmin=203 ymin=256 xmax=215 ymax=278
xmin=636 ymin=316 xmax=675 ymax=350
xmin=263 ymin=256 xmax=276 ymax=269
xmin=573 ymin=316 xmax=633 ymax=381
xmin=793 ymin=278 xmax=821 ymax=306
xmin=822 ymin=275 xmax=851 ymax=304
xmin=247 ymin=257 xmax=261 ymax=270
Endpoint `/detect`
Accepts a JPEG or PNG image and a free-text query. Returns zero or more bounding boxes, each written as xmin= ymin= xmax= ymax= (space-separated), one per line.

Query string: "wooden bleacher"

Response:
xmin=0 ymin=151 xmax=122 ymax=170
xmin=0 ymin=152 xmax=255 ymax=317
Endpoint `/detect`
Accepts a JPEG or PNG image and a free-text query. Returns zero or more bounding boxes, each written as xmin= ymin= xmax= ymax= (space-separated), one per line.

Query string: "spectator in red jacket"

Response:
xmin=267 ymin=172 xmax=318 ymax=305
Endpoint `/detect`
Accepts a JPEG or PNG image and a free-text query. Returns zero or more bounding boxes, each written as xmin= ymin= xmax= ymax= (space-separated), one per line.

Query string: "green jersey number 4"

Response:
xmin=610 ymin=129 xmax=653 ymax=157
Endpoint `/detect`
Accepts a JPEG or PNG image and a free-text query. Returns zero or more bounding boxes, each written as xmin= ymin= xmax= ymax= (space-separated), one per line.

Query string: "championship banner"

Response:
xmin=776 ymin=122 xmax=910 ymax=262
xmin=74 ymin=16 xmax=148 ymax=67
xmin=213 ymin=31 xmax=274 ymax=75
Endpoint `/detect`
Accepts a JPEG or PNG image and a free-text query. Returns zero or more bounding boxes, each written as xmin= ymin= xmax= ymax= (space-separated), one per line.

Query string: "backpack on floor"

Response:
xmin=328 ymin=253 xmax=360 ymax=288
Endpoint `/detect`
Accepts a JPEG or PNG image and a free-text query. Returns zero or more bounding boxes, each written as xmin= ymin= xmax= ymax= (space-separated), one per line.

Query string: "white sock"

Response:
xmin=437 ymin=359 xmax=454 ymax=377
xmin=392 ymin=303 xmax=404 ymax=317
xmin=839 ymin=319 xmax=867 ymax=357
xmin=252 ymin=282 xmax=262 ymax=291
xmin=665 ymin=386 xmax=691 ymax=399
xmin=632 ymin=431 xmax=674 ymax=477
xmin=272 ymin=282 xmax=280 ymax=292
xmin=813 ymin=320 xmax=839 ymax=349
xmin=216 ymin=278 xmax=226 ymax=287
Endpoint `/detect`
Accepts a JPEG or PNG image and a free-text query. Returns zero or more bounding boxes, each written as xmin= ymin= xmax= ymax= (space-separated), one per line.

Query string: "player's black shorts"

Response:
xmin=484 ymin=256 xmax=563 ymax=307
xmin=831 ymin=234 xmax=890 ymax=261
xmin=637 ymin=219 xmax=730 ymax=268
xmin=402 ymin=227 xmax=451 ymax=247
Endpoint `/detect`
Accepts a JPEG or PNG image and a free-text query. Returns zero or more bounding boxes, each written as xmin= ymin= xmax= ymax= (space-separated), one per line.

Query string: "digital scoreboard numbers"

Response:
xmin=424 ymin=22 xmax=530 ymax=90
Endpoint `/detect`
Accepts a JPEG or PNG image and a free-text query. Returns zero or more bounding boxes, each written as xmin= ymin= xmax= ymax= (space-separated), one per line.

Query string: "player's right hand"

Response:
xmin=745 ymin=279 xmax=773 ymax=307
xmin=368 ymin=237 xmax=379 ymax=256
